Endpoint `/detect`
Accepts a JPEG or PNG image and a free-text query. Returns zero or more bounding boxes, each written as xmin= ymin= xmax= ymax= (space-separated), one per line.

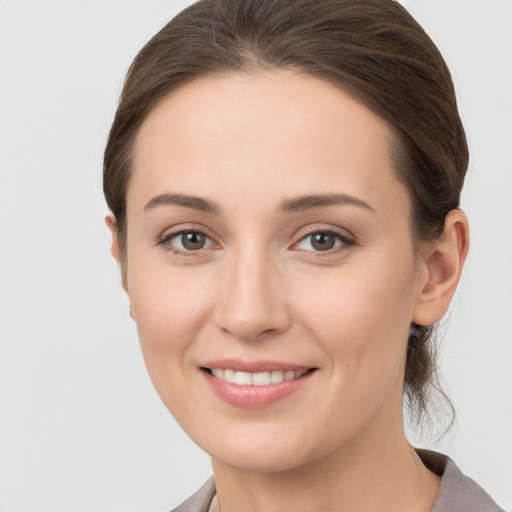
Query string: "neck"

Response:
xmin=211 ymin=425 xmax=440 ymax=512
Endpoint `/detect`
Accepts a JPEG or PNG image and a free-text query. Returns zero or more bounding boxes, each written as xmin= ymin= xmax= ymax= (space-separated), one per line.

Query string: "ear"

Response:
xmin=105 ymin=214 xmax=128 ymax=293
xmin=105 ymin=214 xmax=121 ymax=261
xmin=413 ymin=209 xmax=470 ymax=326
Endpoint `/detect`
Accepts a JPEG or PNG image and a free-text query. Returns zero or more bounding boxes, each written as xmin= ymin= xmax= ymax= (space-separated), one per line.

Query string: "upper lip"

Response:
xmin=202 ymin=359 xmax=313 ymax=373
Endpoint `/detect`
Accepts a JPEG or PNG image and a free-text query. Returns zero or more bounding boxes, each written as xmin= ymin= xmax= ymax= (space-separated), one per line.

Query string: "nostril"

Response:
xmin=219 ymin=325 xmax=283 ymax=342
xmin=260 ymin=328 xmax=280 ymax=337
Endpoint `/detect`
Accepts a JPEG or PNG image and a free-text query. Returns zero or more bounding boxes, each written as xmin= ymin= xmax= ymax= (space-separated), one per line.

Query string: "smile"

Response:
xmin=207 ymin=368 xmax=309 ymax=386
xmin=202 ymin=364 xmax=317 ymax=408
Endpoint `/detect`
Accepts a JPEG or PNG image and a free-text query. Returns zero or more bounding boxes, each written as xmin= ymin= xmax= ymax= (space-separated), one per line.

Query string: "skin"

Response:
xmin=107 ymin=71 xmax=469 ymax=512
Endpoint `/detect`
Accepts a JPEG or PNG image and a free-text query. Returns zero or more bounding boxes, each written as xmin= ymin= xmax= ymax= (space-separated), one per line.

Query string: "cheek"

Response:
xmin=129 ymin=255 xmax=213 ymax=330
xmin=291 ymin=257 xmax=417 ymax=386
xmin=284 ymin=261 xmax=416 ymax=446
xmin=298 ymin=258 xmax=414 ymax=325
xmin=126 ymin=257 xmax=216 ymax=387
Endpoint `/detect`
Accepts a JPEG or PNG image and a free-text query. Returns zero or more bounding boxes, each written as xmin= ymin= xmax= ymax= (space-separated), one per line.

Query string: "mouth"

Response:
xmin=202 ymin=367 xmax=314 ymax=386
xmin=200 ymin=362 xmax=317 ymax=408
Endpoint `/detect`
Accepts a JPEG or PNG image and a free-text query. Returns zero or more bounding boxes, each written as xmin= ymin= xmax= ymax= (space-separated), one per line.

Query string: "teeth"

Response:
xmin=270 ymin=370 xmax=284 ymax=384
xmin=253 ymin=372 xmax=271 ymax=385
xmin=210 ymin=368 xmax=309 ymax=386
xmin=212 ymin=368 xmax=224 ymax=379
xmin=234 ymin=371 xmax=253 ymax=385
xmin=223 ymin=369 xmax=236 ymax=383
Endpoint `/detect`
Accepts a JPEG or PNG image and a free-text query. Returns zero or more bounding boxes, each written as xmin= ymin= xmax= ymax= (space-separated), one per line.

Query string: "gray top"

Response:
xmin=171 ymin=450 xmax=505 ymax=512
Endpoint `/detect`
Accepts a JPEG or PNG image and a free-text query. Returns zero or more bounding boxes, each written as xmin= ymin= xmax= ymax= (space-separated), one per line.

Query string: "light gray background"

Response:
xmin=0 ymin=1 xmax=511 ymax=511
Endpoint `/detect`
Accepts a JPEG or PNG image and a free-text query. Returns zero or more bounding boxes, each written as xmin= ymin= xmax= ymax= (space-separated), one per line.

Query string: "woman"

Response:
xmin=103 ymin=0 xmax=504 ymax=510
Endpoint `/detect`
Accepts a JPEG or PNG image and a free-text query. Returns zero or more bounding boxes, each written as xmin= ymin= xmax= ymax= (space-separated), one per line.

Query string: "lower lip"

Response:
xmin=202 ymin=369 xmax=315 ymax=408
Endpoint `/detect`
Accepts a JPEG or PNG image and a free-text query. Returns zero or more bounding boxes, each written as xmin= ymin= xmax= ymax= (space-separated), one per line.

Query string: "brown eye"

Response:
xmin=163 ymin=230 xmax=214 ymax=252
xmin=311 ymin=232 xmax=336 ymax=251
xmin=295 ymin=230 xmax=352 ymax=253
xmin=181 ymin=231 xmax=206 ymax=250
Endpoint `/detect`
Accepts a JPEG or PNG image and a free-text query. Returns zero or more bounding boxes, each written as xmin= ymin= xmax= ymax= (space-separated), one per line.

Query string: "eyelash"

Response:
xmin=156 ymin=228 xmax=355 ymax=257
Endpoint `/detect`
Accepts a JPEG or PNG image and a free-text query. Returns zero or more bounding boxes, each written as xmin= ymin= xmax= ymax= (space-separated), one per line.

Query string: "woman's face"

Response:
xmin=121 ymin=71 xmax=428 ymax=472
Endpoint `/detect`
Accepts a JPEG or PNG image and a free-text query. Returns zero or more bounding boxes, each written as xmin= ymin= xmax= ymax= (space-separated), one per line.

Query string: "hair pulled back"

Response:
xmin=103 ymin=0 xmax=468 ymax=426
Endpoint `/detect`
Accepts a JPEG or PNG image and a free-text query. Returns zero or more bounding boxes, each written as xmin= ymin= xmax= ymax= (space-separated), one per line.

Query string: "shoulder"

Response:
xmin=417 ymin=449 xmax=505 ymax=512
xmin=170 ymin=476 xmax=216 ymax=512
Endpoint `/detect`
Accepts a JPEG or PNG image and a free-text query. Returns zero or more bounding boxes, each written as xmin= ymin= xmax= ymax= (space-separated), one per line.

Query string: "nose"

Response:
xmin=213 ymin=248 xmax=291 ymax=342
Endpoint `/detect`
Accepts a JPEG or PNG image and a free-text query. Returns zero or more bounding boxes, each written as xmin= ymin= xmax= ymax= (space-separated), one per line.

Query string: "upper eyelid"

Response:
xmin=293 ymin=224 xmax=355 ymax=242
xmin=163 ymin=228 xmax=210 ymax=240
xmin=157 ymin=224 xmax=217 ymax=243
xmin=298 ymin=230 xmax=350 ymax=241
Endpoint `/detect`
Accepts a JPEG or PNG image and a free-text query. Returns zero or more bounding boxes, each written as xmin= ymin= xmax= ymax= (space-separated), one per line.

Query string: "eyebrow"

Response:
xmin=144 ymin=193 xmax=222 ymax=215
xmin=143 ymin=192 xmax=376 ymax=216
xmin=278 ymin=193 xmax=376 ymax=214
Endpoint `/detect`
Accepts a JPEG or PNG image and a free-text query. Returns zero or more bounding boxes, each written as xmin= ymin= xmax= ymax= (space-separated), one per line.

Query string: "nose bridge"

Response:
xmin=215 ymin=241 xmax=289 ymax=340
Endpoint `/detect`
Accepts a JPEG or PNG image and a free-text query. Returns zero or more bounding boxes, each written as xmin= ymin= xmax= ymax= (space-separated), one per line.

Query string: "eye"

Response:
xmin=161 ymin=230 xmax=214 ymax=253
xmin=294 ymin=230 xmax=351 ymax=252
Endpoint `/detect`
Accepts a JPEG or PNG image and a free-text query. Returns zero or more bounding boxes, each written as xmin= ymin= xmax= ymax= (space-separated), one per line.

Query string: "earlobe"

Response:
xmin=413 ymin=209 xmax=470 ymax=326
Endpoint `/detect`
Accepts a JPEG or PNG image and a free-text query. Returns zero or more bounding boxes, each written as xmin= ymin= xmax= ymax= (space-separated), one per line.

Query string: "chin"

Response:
xmin=195 ymin=423 xmax=336 ymax=474
xmin=211 ymin=444 xmax=311 ymax=474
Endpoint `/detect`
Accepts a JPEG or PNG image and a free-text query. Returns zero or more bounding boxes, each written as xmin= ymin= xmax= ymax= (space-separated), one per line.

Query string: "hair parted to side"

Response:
xmin=103 ymin=0 xmax=468 ymax=429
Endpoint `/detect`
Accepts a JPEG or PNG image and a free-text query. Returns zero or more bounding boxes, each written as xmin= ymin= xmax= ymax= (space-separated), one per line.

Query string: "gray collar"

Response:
xmin=417 ymin=449 xmax=504 ymax=512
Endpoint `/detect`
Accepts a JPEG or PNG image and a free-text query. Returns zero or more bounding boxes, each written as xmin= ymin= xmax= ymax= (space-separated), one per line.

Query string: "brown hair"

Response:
xmin=104 ymin=0 xmax=468 ymax=427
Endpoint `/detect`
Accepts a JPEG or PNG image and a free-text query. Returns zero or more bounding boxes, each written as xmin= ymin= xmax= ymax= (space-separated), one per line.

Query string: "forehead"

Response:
xmin=129 ymin=70 xmax=408 ymax=219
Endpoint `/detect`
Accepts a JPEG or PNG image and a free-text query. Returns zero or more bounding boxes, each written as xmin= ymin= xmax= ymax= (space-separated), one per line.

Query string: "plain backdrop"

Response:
xmin=0 ymin=1 xmax=511 ymax=511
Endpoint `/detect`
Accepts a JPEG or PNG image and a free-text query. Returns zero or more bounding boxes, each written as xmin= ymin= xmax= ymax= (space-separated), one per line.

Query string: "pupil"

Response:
xmin=312 ymin=232 xmax=335 ymax=251
xmin=182 ymin=232 xmax=205 ymax=250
